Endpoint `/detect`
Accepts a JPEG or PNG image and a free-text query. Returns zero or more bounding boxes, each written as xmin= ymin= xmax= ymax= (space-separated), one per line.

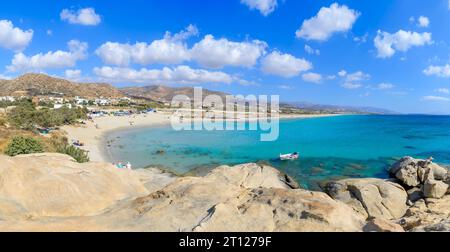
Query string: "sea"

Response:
xmin=104 ymin=115 xmax=450 ymax=190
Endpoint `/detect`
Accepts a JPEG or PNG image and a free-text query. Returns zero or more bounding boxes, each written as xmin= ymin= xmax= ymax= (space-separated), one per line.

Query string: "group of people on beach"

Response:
xmin=114 ymin=162 xmax=132 ymax=170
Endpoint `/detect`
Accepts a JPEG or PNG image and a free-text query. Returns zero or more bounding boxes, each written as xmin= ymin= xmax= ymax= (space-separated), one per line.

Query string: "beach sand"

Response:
xmin=62 ymin=112 xmax=343 ymax=164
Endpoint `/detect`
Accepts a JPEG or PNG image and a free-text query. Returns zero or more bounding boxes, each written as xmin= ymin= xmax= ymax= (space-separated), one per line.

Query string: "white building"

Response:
xmin=0 ymin=96 xmax=16 ymax=102
xmin=54 ymin=103 xmax=72 ymax=109
xmin=95 ymin=98 xmax=111 ymax=106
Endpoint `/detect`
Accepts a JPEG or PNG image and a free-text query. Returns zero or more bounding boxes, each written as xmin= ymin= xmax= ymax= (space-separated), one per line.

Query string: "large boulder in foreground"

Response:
xmin=325 ymin=178 xmax=408 ymax=220
xmin=0 ymin=153 xmax=173 ymax=219
xmin=0 ymin=161 xmax=365 ymax=232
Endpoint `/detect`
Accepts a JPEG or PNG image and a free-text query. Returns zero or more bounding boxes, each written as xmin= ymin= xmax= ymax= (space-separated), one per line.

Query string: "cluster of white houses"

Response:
xmin=0 ymin=95 xmax=134 ymax=109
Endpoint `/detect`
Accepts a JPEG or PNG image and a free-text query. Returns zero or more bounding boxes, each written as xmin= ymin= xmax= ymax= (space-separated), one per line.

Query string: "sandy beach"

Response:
xmin=62 ymin=112 xmax=344 ymax=164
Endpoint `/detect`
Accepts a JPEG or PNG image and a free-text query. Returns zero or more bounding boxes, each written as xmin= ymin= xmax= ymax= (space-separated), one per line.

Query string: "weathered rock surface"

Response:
xmin=398 ymin=195 xmax=450 ymax=231
xmin=325 ymin=178 xmax=408 ymax=220
xmin=423 ymin=179 xmax=449 ymax=199
xmin=0 ymin=153 xmax=161 ymax=219
xmin=390 ymin=157 xmax=449 ymax=187
xmin=0 ymin=155 xmax=364 ymax=232
xmin=1 ymin=154 xmax=449 ymax=232
xmin=363 ymin=218 xmax=404 ymax=232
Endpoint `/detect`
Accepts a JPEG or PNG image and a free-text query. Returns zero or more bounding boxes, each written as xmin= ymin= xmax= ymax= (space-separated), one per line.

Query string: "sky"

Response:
xmin=1 ymin=0 xmax=450 ymax=114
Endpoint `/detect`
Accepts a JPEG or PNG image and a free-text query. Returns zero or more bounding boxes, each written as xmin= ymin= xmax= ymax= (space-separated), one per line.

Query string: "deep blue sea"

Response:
xmin=105 ymin=115 xmax=450 ymax=190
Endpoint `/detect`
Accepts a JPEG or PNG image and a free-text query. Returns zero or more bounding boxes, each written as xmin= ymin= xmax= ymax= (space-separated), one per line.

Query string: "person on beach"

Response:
xmin=126 ymin=162 xmax=132 ymax=170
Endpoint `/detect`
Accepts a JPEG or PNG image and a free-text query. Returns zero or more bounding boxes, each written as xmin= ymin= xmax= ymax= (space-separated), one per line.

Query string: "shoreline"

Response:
xmin=62 ymin=112 xmax=348 ymax=164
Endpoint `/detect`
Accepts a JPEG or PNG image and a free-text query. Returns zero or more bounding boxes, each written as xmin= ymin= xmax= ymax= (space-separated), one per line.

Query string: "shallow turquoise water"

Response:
xmin=105 ymin=115 xmax=450 ymax=190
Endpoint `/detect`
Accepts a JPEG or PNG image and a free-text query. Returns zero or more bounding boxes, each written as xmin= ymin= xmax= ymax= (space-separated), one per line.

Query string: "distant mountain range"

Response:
xmin=0 ymin=73 xmax=395 ymax=114
xmin=282 ymin=101 xmax=397 ymax=115
xmin=120 ymin=85 xmax=229 ymax=102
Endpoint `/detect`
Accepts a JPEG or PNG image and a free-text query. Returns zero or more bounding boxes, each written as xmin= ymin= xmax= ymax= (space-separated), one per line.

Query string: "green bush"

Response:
xmin=57 ymin=145 xmax=90 ymax=163
xmin=7 ymin=103 xmax=88 ymax=131
xmin=5 ymin=136 xmax=44 ymax=156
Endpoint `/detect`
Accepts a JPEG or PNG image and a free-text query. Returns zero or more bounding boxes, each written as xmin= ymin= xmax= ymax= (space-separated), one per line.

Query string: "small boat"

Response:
xmin=280 ymin=152 xmax=300 ymax=161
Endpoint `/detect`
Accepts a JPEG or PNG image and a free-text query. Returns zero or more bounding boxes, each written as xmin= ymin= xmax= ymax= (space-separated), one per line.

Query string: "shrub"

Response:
xmin=57 ymin=145 xmax=90 ymax=163
xmin=5 ymin=136 xmax=44 ymax=156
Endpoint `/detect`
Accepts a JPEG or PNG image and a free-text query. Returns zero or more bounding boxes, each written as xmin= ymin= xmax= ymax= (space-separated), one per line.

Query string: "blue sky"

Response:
xmin=1 ymin=0 xmax=450 ymax=114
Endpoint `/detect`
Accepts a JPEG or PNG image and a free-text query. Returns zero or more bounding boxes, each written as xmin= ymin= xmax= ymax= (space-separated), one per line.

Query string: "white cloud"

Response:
xmin=436 ymin=88 xmax=450 ymax=94
xmin=302 ymin=72 xmax=322 ymax=84
xmin=60 ymin=7 xmax=101 ymax=26
xmin=422 ymin=95 xmax=450 ymax=102
xmin=0 ymin=74 xmax=12 ymax=80
xmin=46 ymin=30 xmax=53 ymax=36
xmin=418 ymin=16 xmax=430 ymax=28
xmin=448 ymin=0 xmax=450 ymax=10
xmin=241 ymin=0 xmax=278 ymax=16
xmin=260 ymin=51 xmax=312 ymax=78
xmin=93 ymin=65 xmax=234 ymax=84
xmin=0 ymin=20 xmax=33 ymax=52
xmin=278 ymin=85 xmax=294 ymax=90
xmin=191 ymin=35 xmax=267 ymax=68
xmin=340 ymin=71 xmax=370 ymax=89
xmin=374 ymin=30 xmax=432 ymax=58
xmin=7 ymin=40 xmax=88 ymax=72
xmin=353 ymin=33 xmax=368 ymax=43
xmin=338 ymin=70 xmax=347 ymax=77
xmin=376 ymin=83 xmax=395 ymax=90
xmin=423 ymin=64 xmax=450 ymax=78
xmin=65 ymin=69 xmax=82 ymax=79
xmin=296 ymin=3 xmax=360 ymax=41
xmin=304 ymin=45 xmax=320 ymax=55
xmin=96 ymin=25 xmax=198 ymax=66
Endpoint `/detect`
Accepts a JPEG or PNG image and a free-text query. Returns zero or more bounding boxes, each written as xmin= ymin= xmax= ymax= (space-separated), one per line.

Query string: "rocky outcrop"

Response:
xmin=0 ymin=155 xmax=364 ymax=232
xmin=390 ymin=157 xmax=449 ymax=188
xmin=0 ymin=154 xmax=448 ymax=232
xmin=363 ymin=218 xmax=404 ymax=232
xmin=325 ymin=178 xmax=408 ymax=220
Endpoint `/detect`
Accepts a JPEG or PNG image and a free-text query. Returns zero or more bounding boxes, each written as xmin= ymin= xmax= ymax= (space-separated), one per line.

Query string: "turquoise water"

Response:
xmin=105 ymin=115 xmax=450 ymax=190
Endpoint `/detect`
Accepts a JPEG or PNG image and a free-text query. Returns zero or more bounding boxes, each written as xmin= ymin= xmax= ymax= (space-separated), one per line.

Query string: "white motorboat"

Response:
xmin=280 ymin=152 xmax=300 ymax=161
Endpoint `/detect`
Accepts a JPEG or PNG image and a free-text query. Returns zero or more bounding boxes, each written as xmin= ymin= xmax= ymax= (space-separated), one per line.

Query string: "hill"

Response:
xmin=120 ymin=85 xmax=230 ymax=102
xmin=0 ymin=73 xmax=123 ymax=98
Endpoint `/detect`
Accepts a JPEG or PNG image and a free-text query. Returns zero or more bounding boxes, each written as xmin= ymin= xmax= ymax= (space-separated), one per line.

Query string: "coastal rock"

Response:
xmin=325 ymin=178 xmax=408 ymax=220
xmin=398 ymin=196 xmax=450 ymax=231
xmin=390 ymin=157 xmax=422 ymax=187
xmin=407 ymin=187 xmax=423 ymax=203
xmin=390 ymin=157 xmax=449 ymax=187
xmin=0 ymin=153 xmax=153 ymax=218
xmin=0 ymin=160 xmax=364 ymax=232
xmin=363 ymin=218 xmax=405 ymax=232
xmin=194 ymin=188 xmax=365 ymax=232
xmin=422 ymin=179 xmax=449 ymax=199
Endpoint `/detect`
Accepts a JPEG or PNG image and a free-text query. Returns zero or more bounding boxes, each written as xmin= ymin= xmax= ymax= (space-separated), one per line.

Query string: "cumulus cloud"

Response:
xmin=339 ymin=71 xmax=370 ymax=89
xmin=96 ymin=25 xmax=198 ymax=66
xmin=65 ymin=69 xmax=82 ymax=79
xmin=93 ymin=65 xmax=234 ymax=84
xmin=0 ymin=74 xmax=12 ymax=80
xmin=423 ymin=64 xmax=450 ymax=78
xmin=422 ymin=95 xmax=449 ymax=102
xmin=260 ymin=51 xmax=312 ymax=78
xmin=296 ymin=3 xmax=360 ymax=41
xmin=302 ymin=72 xmax=322 ymax=84
xmin=304 ymin=45 xmax=320 ymax=55
xmin=436 ymin=88 xmax=450 ymax=94
xmin=376 ymin=83 xmax=395 ymax=90
xmin=7 ymin=40 xmax=88 ymax=72
xmin=374 ymin=30 xmax=432 ymax=58
xmin=418 ymin=16 xmax=430 ymax=28
xmin=60 ymin=7 xmax=101 ymax=26
xmin=241 ymin=0 xmax=278 ymax=16
xmin=191 ymin=35 xmax=267 ymax=69
xmin=0 ymin=20 xmax=33 ymax=52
